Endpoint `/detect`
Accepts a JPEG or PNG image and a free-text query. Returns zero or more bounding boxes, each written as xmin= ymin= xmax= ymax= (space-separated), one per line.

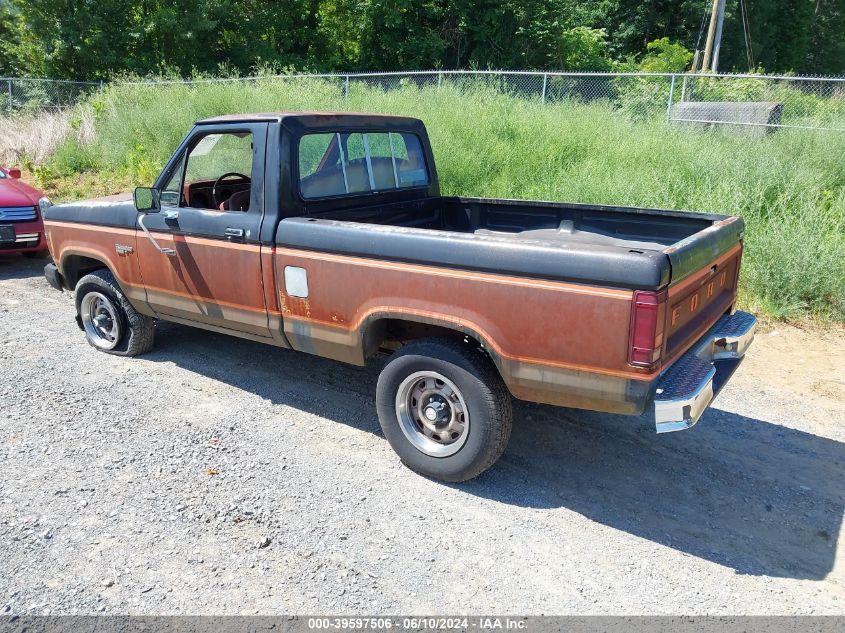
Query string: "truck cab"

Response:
xmin=130 ymin=113 xmax=438 ymax=342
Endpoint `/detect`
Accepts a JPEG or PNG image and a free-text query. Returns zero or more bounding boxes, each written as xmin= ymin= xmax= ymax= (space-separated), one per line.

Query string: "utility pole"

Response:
xmin=711 ymin=0 xmax=727 ymax=72
xmin=701 ymin=0 xmax=727 ymax=72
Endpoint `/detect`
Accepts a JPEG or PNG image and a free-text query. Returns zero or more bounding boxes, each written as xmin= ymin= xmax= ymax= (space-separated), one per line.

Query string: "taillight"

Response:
xmin=628 ymin=290 xmax=667 ymax=369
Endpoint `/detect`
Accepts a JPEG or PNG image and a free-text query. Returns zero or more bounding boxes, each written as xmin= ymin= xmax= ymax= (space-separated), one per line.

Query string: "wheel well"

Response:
xmin=62 ymin=255 xmax=110 ymax=289
xmin=363 ymin=317 xmax=484 ymax=358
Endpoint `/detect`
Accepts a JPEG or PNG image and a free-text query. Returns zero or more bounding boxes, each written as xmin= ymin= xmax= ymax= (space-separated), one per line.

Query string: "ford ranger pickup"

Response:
xmin=42 ymin=112 xmax=756 ymax=482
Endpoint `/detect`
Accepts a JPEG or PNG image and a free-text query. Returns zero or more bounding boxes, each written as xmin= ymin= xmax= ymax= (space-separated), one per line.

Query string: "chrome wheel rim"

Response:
xmin=395 ymin=371 xmax=469 ymax=457
xmin=80 ymin=291 xmax=122 ymax=350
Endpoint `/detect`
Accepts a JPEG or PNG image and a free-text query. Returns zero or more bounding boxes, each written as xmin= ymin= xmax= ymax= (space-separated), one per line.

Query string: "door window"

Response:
xmin=160 ymin=154 xmax=185 ymax=206
xmin=180 ymin=131 xmax=254 ymax=211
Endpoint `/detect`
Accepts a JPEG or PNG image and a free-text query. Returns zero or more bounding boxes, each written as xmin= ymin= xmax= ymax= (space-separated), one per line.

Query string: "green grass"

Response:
xmin=47 ymin=78 xmax=845 ymax=321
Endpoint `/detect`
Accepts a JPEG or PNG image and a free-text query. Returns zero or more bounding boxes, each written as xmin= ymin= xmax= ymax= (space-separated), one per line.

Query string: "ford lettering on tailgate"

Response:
xmin=666 ymin=250 xmax=740 ymax=356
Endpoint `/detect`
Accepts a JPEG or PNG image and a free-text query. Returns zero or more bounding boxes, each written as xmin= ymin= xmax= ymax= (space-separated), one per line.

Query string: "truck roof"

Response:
xmin=196 ymin=112 xmax=422 ymax=126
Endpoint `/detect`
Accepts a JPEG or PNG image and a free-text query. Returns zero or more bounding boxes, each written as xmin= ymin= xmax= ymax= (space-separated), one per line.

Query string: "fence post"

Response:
xmin=7 ymin=80 xmax=12 ymax=116
xmin=541 ymin=73 xmax=548 ymax=104
xmin=437 ymin=71 xmax=442 ymax=88
xmin=666 ymin=74 xmax=676 ymax=122
xmin=344 ymin=75 xmax=349 ymax=98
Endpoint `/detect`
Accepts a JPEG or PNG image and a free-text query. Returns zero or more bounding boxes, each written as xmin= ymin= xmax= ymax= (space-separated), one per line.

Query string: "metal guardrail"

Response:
xmin=3 ymin=72 xmax=844 ymax=131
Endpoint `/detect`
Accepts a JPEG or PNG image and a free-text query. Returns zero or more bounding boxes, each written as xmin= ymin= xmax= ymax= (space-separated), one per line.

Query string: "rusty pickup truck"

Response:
xmin=42 ymin=112 xmax=756 ymax=481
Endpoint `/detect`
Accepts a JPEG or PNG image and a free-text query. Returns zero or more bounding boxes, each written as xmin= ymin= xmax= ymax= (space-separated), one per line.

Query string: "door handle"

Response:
xmin=225 ymin=227 xmax=244 ymax=239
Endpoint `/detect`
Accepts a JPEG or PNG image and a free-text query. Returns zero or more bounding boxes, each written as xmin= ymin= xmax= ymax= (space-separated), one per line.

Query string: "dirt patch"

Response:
xmin=742 ymin=322 xmax=845 ymax=409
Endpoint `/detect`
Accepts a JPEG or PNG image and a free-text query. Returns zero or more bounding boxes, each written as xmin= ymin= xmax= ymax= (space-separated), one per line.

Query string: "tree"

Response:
xmin=557 ymin=27 xmax=613 ymax=71
xmin=358 ymin=0 xmax=448 ymax=70
xmin=805 ymin=0 xmax=845 ymax=74
xmin=598 ymin=0 xmax=706 ymax=57
xmin=0 ymin=0 xmax=841 ymax=78
xmin=638 ymin=37 xmax=693 ymax=73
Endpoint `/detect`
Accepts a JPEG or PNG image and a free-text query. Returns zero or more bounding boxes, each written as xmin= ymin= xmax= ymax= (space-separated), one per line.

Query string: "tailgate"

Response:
xmin=663 ymin=239 xmax=743 ymax=364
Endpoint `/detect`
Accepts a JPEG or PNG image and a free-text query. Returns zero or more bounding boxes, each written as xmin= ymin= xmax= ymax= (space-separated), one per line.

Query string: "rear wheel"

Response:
xmin=75 ymin=269 xmax=154 ymax=356
xmin=376 ymin=338 xmax=512 ymax=482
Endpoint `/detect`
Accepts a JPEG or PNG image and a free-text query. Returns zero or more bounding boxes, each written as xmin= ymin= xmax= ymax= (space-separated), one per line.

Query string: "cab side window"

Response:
xmin=178 ymin=131 xmax=254 ymax=211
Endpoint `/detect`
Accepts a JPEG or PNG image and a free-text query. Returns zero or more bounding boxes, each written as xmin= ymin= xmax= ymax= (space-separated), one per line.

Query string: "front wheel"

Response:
xmin=376 ymin=338 xmax=512 ymax=482
xmin=75 ymin=269 xmax=154 ymax=356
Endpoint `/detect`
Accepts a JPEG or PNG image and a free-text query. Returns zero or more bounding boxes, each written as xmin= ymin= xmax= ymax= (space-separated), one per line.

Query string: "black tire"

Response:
xmin=74 ymin=269 xmax=155 ymax=357
xmin=376 ymin=337 xmax=512 ymax=482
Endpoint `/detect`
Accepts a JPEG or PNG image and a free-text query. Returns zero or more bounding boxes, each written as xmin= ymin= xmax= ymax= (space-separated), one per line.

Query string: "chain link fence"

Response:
xmin=2 ymin=77 xmax=101 ymax=115
xmin=337 ymin=71 xmax=845 ymax=132
xmin=4 ymin=71 xmax=845 ymax=132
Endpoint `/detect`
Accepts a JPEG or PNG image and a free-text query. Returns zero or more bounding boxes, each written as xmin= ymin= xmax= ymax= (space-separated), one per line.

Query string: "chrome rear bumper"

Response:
xmin=653 ymin=310 xmax=756 ymax=433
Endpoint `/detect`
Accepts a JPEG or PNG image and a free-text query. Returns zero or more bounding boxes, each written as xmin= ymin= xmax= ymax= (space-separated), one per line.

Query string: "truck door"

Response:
xmin=135 ymin=122 xmax=271 ymax=338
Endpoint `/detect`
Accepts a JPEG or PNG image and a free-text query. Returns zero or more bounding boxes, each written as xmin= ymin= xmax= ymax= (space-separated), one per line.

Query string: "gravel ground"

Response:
xmin=1 ymin=254 xmax=844 ymax=615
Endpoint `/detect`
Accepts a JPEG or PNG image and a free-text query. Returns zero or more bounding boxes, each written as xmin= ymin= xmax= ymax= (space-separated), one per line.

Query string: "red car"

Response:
xmin=0 ymin=166 xmax=50 ymax=258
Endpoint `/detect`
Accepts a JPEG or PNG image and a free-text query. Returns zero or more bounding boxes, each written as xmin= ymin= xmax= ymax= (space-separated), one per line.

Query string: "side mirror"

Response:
xmin=133 ymin=187 xmax=160 ymax=213
xmin=8 ymin=168 xmax=21 ymax=179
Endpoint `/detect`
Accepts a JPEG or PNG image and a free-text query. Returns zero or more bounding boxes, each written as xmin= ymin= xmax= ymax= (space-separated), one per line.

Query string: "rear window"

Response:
xmin=299 ymin=132 xmax=428 ymax=199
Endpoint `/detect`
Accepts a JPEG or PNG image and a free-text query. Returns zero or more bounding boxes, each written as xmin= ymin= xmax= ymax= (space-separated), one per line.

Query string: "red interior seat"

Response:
xmin=219 ymin=189 xmax=250 ymax=211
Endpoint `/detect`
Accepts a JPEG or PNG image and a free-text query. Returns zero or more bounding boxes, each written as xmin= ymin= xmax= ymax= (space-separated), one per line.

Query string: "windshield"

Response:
xmin=0 ymin=170 xmax=6 ymax=179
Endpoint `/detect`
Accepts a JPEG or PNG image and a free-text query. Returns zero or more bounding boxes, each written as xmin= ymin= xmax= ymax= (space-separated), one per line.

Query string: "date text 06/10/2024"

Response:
xmin=307 ymin=617 xmax=528 ymax=630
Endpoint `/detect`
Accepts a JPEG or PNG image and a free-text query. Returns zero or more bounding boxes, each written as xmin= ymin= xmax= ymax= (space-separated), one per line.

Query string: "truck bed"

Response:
xmin=278 ymin=196 xmax=743 ymax=291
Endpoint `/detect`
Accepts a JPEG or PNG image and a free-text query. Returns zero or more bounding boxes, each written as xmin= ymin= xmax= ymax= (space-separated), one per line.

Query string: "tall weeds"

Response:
xmin=32 ymin=78 xmax=845 ymax=321
xmin=0 ymin=111 xmax=74 ymax=165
